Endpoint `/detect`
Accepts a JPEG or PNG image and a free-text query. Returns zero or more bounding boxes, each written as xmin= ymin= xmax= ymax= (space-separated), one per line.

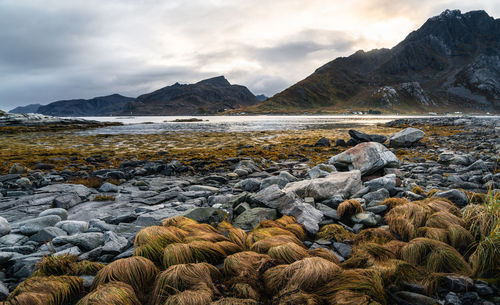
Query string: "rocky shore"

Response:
xmin=0 ymin=117 xmax=498 ymax=304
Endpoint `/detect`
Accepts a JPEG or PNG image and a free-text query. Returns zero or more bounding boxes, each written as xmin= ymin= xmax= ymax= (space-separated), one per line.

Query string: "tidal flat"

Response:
xmin=0 ymin=116 xmax=498 ymax=305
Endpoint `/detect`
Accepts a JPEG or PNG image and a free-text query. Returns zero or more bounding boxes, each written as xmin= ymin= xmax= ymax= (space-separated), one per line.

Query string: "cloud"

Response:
xmin=0 ymin=0 xmax=498 ymax=110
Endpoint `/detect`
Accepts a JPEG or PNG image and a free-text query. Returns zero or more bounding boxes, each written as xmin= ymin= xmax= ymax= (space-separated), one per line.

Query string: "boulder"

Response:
xmin=348 ymin=130 xmax=387 ymax=144
xmin=53 ymin=193 xmax=82 ymax=209
xmin=307 ymin=164 xmax=336 ymax=179
xmin=260 ymin=176 xmax=289 ymax=190
xmin=434 ymin=189 xmax=468 ymax=207
xmin=0 ymin=234 xmax=27 ymax=246
xmin=0 ymin=280 xmax=8 ymax=301
xmin=29 ymin=226 xmax=67 ymax=242
xmin=351 ymin=212 xmax=378 ymax=227
xmin=8 ymin=163 xmax=27 ymax=175
xmin=18 ymin=215 xmax=62 ymax=235
xmin=328 ymin=142 xmax=399 ymax=175
xmin=314 ymin=137 xmax=331 ymax=147
xmin=56 ymin=220 xmax=89 ymax=235
xmin=99 ymin=182 xmax=118 ymax=193
xmin=0 ymin=217 xmax=10 ymax=237
xmin=101 ymin=231 xmax=128 ymax=254
xmin=283 ymin=171 xmax=362 ymax=201
xmin=52 ymin=232 xmax=104 ymax=251
xmin=234 ymin=178 xmax=261 ymax=192
xmin=181 ymin=207 xmax=227 ymax=226
xmin=38 ymin=184 xmax=93 ymax=198
xmin=389 ymin=127 xmax=425 ymax=147
xmin=393 ymin=291 xmax=438 ymax=305
xmin=233 ymin=208 xmax=277 ymax=231
xmin=364 ymin=174 xmax=397 ymax=192
xmin=187 ymin=185 xmax=219 ymax=193
xmin=251 ymin=185 xmax=323 ymax=233
xmin=39 ymin=208 xmax=68 ymax=220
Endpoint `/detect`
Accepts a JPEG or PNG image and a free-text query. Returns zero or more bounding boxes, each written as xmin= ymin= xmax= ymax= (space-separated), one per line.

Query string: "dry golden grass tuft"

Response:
xmin=91 ymin=256 xmax=159 ymax=302
xmin=379 ymin=198 xmax=409 ymax=210
xmin=316 ymin=224 xmax=353 ymax=242
xmin=353 ymin=228 xmax=394 ymax=245
xmin=400 ymin=238 xmax=471 ymax=275
xmin=307 ymin=248 xmax=340 ymax=264
xmin=150 ymin=263 xmax=220 ymax=305
xmin=337 ymin=200 xmax=363 ymax=218
xmin=268 ymin=242 xmax=310 ymax=264
xmin=76 ymin=282 xmax=141 ymax=305
xmin=7 ymin=276 xmax=83 ymax=305
xmin=210 ymin=297 xmax=258 ymax=305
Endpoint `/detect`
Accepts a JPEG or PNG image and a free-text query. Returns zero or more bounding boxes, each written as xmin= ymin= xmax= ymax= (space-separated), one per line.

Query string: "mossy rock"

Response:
xmin=182 ymin=207 xmax=228 ymax=227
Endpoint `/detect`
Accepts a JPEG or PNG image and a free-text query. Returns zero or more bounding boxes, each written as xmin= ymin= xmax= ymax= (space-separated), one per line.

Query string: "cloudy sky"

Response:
xmin=0 ymin=0 xmax=498 ymax=110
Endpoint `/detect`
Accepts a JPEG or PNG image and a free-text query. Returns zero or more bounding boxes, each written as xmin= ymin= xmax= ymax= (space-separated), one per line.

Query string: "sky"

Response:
xmin=0 ymin=0 xmax=498 ymax=110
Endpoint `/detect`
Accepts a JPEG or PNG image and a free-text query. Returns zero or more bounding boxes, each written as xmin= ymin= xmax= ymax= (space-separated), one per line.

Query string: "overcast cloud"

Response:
xmin=0 ymin=0 xmax=498 ymax=110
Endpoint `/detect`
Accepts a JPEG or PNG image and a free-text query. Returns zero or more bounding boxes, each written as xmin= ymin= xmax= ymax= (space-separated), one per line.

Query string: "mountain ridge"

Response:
xmin=245 ymin=9 xmax=499 ymax=114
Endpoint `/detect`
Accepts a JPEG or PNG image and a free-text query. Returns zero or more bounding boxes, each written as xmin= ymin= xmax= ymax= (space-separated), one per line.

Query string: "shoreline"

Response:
xmin=0 ymin=117 xmax=498 ymax=304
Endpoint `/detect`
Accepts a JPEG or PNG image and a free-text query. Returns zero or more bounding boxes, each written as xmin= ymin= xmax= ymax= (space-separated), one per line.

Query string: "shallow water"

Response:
xmin=76 ymin=115 xmax=440 ymax=135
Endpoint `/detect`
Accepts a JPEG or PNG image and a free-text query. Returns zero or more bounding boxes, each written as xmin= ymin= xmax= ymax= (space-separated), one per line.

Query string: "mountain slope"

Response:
xmin=9 ymin=104 xmax=42 ymax=114
xmin=36 ymin=94 xmax=134 ymax=116
xmin=249 ymin=9 xmax=499 ymax=114
xmin=122 ymin=76 xmax=260 ymax=115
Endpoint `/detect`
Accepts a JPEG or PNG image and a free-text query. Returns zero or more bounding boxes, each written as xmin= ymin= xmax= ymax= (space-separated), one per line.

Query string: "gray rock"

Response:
xmin=393 ymin=291 xmax=437 ymax=305
xmin=39 ymin=208 xmax=68 ymax=220
xmin=251 ymin=185 xmax=323 ymax=233
xmin=0 ymin=280 xmax=8 ymax=300
xmin=38 ymin=184 xmax=93 ymax=198
xmin=0 ymin=217 xmax=10 ymax=237
xmin=54 ymin=246 xmax=82 ymax=256
xmin=328 ymin=142 xmax=399 ymax=175
xmin=134 ymin=208 xmax=180 ymax=226
xmin=260 ymin=176 xmax=289 ymax=190
xmin=366 ymin=205 xmax=388 ymax=214
xmin=18 ymin=215 xmax=62 ymax=235
xmin=99 ymin=182 xmax=118 ymax=193
xmin=321 ymin=195 xmax=345 ymax=209
xmin=316 ymin=203 xmax=339 ymax=220
xmin=15 ymin=177 xmax=32 ymax=189
xmin=181 ymin=207 xmax=227 ymax=226
xmin=88 ymin=219 xmax=115 ymax=232
xmin=29 ymin=226 xmax=67 ymax=242
xmin=283 ymin=171 xmax=362 ymax=201
xmin=278 ymin=171 xmax=297 ymax=182
xmin=234 ymin=178 xmax=261 ymax=192
xmin=434 ymin=189 xmax=469 ymax=207
xmin=102 ymin=231 xmax=128 ymax=254
xmin=307 ymin=164 xmax=337 ymax=179
xmin=187 ymin=185 xmax=219 ymax=193
xmin=444 ymin=275 xmax=474 ymax=292
xmin=0 ymin=234 xmax=27 ymax=246
xmin=351 ymin=212 xmax=378 ymax=227
xmin=234 ymin=202 xmax=251 ymax=215
xmin=445 ymin=292 xmax=461 ymax=305
xmin=332 ymin=242 xmax=351 ymax=258
xmin=56 ymin=220 xmax=88 ymax=235
xmin=364 ymin=174 xmax=396 ymax=192
xmin=233 ymin=208 xmax=277 ymax=231
xmin=389 ymin=127 xmax=425 ymax=147
xmin=53 ymin=193 xmax=82 ymax=209
xmin=0 ymin=252 xmax=14 ymax=265
xmin=9 ymin=163 xmax=27 ymax=174
xmin=314 ymin=137 xmax=331 ymax=147
xmin=52 ymin=232 xmax=105 ymax=251
xmin=362 ymin=188 xmax=389 ymax=203
xmin=349 ymin=129 xmax=387 ymax=144
xmin=474 ymin=283 xmax=494 ymax=296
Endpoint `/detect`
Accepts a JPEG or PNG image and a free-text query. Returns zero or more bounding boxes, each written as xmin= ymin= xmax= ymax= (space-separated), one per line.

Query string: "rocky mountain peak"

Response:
xmin=196 ymin=76 xmax=231 ymax=87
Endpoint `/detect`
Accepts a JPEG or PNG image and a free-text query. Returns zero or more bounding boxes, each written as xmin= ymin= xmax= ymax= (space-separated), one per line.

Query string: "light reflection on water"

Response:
xmin=75 ymin=115 xmax=437 ymax=135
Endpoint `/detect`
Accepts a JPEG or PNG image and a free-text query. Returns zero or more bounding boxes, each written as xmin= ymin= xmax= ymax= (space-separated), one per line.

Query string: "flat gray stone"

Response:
xmin=39 ymin=208 xmax=68 ymax=220
xmin=56 ymin=220 xmax=88 ymax=235
xmin=0 ymin=217 xmax=10 ymax=237
xmin=29 ymin=226 xmax=67 ymax=242
xmin=52 ymin=232 xmax=104 ymax=251
xmin=233 ymin=208 xmax=277 ymax=231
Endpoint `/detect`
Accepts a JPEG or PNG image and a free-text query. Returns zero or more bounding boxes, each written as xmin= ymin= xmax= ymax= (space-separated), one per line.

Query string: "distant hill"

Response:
xmin=256 ymin=95 xmax=268 ymax=102
xmin=36 ymin=94 xmax=134 ymax=116
xmin=247 ymin=10 xmax=500 ymax=114
xmin=121 ymin=76 xmax=260 ymax=115
xmin=9 ymin=104 xmax=42 ymax=114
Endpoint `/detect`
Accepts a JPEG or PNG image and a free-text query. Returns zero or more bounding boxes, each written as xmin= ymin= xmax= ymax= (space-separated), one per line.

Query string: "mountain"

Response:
xmin=248 ymin=10 xmax=499 ymax=114
xmin=36 ymin=94 xmax=134 ymax=116
xmin=9 ymin=104 xmax=42 ymax=114
xmin=121 ymin=76 xmax=260 ymax=115
xmin=256 ymin=95 xmax=268 ymax=102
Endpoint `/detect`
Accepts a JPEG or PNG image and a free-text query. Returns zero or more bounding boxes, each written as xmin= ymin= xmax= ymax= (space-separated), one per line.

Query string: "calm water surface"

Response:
xmin=76 ymin=115 xmax=444 ymax=135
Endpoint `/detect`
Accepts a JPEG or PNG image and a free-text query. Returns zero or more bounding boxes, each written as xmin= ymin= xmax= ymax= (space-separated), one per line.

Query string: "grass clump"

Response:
xmin=94 ymin=195 xmax=115 ymax=201
xmin=32 ymin=254 xmax=104 ymax=277
xmin=353 ymin=228 xmax=394 ymax=245
xmin=316 ymin=224 xmax=353 ymax=242
xmin=400 ymin=238 xmax=471 ymax=275
xmin=92 ymin=256 xmax=159 ymax=302
xmin=268 ymin=242 xmax=310 ymax=264
xmin=7 ymin=276 xmax=83 ymax=305
xmin=211 ymin=298 xmax=258 ymax=305
xmin=337 ymin=200 xmax=363 ymax=218
xmin=151 ymin=263 xmax=220 ymax=305
xmin=379 ymin=198 xmax=409 ymax=210
xmin=76 ymin=282 xmax=141 ymax=305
